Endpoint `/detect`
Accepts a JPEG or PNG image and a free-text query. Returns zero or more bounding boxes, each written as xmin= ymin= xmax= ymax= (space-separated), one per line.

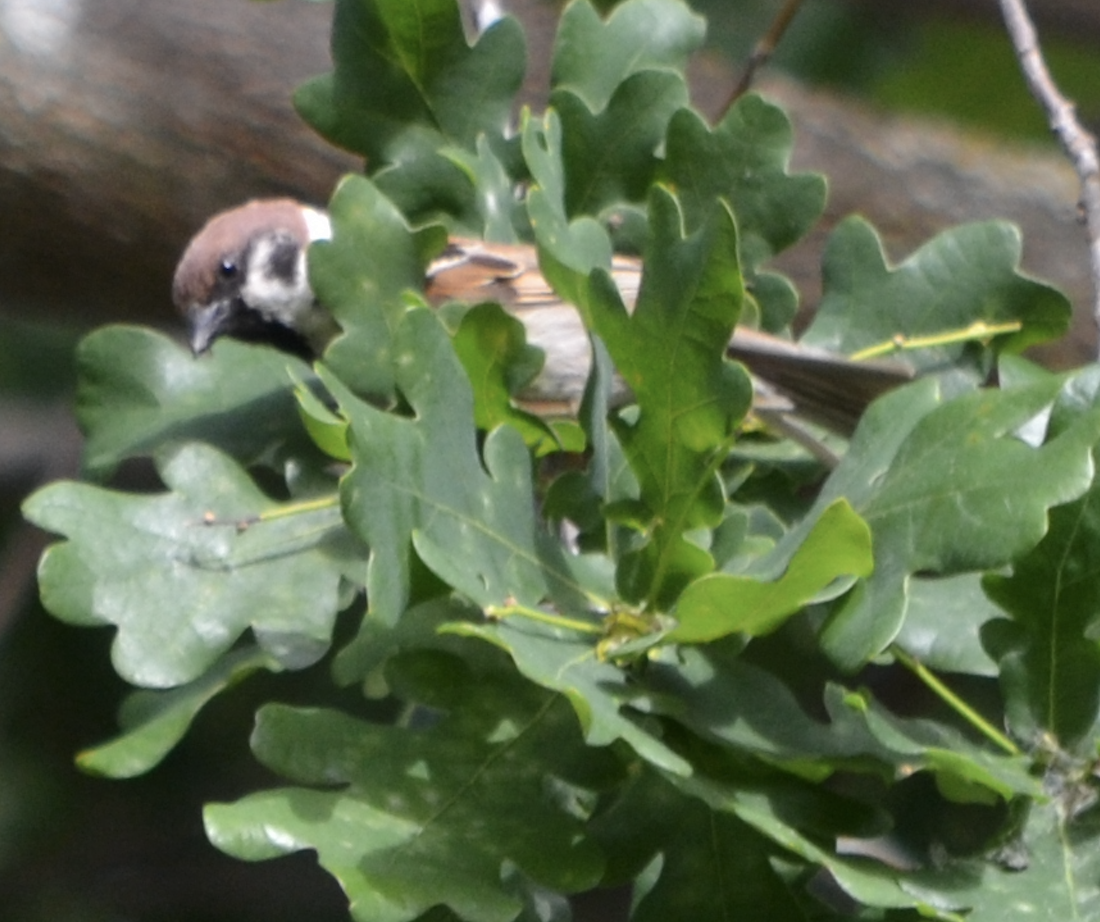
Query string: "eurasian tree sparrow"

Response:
xmin=172 ymin=198 xmax=912 ymax=435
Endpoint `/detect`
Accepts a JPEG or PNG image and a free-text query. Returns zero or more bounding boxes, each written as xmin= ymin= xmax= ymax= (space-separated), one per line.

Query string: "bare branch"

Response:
xmin=720 ymin=0 xmax=806 ymax=118
xmin=999 ymin=0 xmax=1100 ymax=356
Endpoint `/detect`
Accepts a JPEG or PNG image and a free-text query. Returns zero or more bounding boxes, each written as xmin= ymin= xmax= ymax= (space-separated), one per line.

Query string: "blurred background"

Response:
xmin=2 ymin=0 xmax=1099 ymax=918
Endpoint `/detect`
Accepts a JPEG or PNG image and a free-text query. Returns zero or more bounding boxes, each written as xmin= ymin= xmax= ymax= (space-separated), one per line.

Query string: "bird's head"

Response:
xmin=172 ymin=198 xmax=334 ymax=357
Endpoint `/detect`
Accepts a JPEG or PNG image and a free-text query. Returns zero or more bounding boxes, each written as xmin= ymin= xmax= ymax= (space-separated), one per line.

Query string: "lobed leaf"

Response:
xmin=982 ymin=369 xmax=1100 ymax=750
xmin=895 ymin=573 xmax=1002 ymax=676
xmin=321 ymin=307 xmax=597 ymax=626
xmin=768 ymin=374 xmax=1100 ymax=670
xmin=523 ymin=108 xmax=615 ymax=287
xmin=77 ymin=646 xmax=279 ymax=778
xmin=553 ymin=71 xmax=688 ymax=218
xmin=450 ymin=301 xmax=560 ymax=454
xmin=528 ymin=153 xmax=752 ymax=607
xmin=805 ymin=217 xmax=1071 ymax=369
xmin=550 ymin=0 xmax=705 ymax=114
xmin=75 ymin=326 xmax=315 ymax=479
xmin=449 ymin=616 xmax=691 ymax=776
xmin=332 ymin=596 xmax=484 ymax=690
xmin=23 ymin=443 xmax=357 ymax=687
xmin=205 ymin=668 xmax=606 ymax=922
xmin=661 ymin=95 xmax=826 ymax=261
xmin=441 ymin=134 xmax=526 ymax=241
xmin=644 ymin=647 xmax=1038 ymax=801
xmin=599 ymin=188 xmax=751 ymax=606
xmin=670 ymin=498 xmax=872 ymax=642
xmin=295 ymin=0 xmax=524 ymax=158
xmin=311 ymin=174 xmax=445 ymax=400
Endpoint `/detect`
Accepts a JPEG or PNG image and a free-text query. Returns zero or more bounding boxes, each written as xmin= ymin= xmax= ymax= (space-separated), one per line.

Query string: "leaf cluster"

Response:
xmin=22 ymin=1 xmax=1100 ymax=919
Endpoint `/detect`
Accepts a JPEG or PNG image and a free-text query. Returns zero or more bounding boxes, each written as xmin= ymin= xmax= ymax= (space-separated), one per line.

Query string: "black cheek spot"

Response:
xmin=268 ymin=238 xmax=303 ymax=283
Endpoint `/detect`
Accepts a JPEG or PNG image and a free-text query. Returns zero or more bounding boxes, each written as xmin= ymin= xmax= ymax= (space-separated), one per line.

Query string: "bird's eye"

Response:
xmin=218 ymin=259 xmax=238 ymax=279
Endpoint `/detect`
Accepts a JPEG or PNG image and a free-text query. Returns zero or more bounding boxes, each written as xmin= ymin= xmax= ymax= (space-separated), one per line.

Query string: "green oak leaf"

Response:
xmin=598 ymin=188 xmax=751 ymax=606
xmin=528 ymin=148 xmax=753 ymax=607
xmin=75 ymin=325 xmax=315 ymax=479
xmin=659 ymin=96 xmax=826 ymax=331
xmin=441 ymin=134 xmax=525 ymax=242
xmin=319 ymin=307 xmax=597 ymax=625
xmin=332 ymin=596 xmax=484 ymax=690
xmin=295 ymin=0 xmax=524 ymax=158
xmin=553 ymin=71 xmax=689 ymax=218
xmin=450 ymin=301 xmax=560 ymax=454
xmin=448 ymin=616 xmax=691 ymax=776
xmin=296 ymin=0 xmax=523 ymax=226
xmin=959 ymin=800 xmax=1100 ymax=922
xmin=373 ymin=147 xmax=482 ymax=232
xmin=550 ymin=0 xmax=705 ymax=114
xmin=753 ymin=373 xmax=1100 ymax=670
xmin=23 ymin=442 xmax=356 ymax=687
xmin=77 ymin=646 xmax=278 ymax=778
xmin=660 ymin=96 xmax=827 ymax=266
xmin=590 ymin=768 xmax=814 ymax=920
xmin=804 ymin=217 xmax=1071 ymax=370
xmin=644 ymin=647 xmax=1038 ymax=801
xmin=673 ymin=772 xmax=974 ymax=917
xmin=292 ymin=368 xmax=351 ymax=462
xmin=822 ymin=685 xmax=1039 ymax=803
xmin=204 ymin=677 xmax=605 ymax=922
xmin=982 ymin=369 xmax=1100 ymax=750
xmin=642 ymin=647 xmax=853 ymax=768
xmin=670 ymin=498 xmax=872 ymax=642
xmin=895 ymin=573 xmax=1001 ymax=676
xmin=522 ymin=108 xmax=615 ymax=289
xmin=311 ymin=175 xmax=446 ymax=401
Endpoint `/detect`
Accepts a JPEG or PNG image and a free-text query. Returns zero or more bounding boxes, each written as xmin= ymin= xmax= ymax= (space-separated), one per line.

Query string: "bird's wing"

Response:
xmin=425 ymin=237 xmax=913 ymax=435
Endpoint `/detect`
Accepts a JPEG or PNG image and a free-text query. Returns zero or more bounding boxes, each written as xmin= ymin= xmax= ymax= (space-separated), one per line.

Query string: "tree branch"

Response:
xmin=720 ymin=0 xmax=806 ymax=117
xmin=999 ymin=0 xmax=1100 ymax=355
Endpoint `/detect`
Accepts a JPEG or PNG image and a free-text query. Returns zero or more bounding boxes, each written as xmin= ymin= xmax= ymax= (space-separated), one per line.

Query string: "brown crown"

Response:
xmin=172 ymin=199 xmax=310 ymax=310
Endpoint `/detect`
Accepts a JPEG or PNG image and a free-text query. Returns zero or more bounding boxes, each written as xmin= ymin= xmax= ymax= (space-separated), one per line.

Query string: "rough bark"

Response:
xmin=1 ymin=0 xmax=1092 ymax=363
xmin=0 ymin=0 xmax=356 ymax=323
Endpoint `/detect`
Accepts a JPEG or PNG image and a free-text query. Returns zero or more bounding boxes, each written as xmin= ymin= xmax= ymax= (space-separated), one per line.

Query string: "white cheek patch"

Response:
xmin=241 ymin=235 xmax=314 ymax=329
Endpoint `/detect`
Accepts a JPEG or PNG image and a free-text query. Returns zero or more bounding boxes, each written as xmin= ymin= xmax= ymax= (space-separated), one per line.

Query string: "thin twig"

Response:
xmin=485 ymin=601 xmax=603 ymax=636
xmin=848 ymin=319 xmax=1023 ymax=361
xmin=720 ymin=0 xmax=807 ymax=118
xmin=999 ymin=0 xmax=1100 ymax=357
xmin=891 ymin=646 xmax=1021 ymax=757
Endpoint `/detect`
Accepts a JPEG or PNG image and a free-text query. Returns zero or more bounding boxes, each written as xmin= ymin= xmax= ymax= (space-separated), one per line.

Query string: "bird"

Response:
xmin=173 ymin=198 xmax=913 ymax=439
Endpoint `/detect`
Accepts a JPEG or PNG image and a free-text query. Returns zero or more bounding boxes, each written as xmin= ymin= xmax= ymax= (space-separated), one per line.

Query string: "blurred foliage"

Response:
xmin=696 ymin=0 xmax=1100 ymax=142
xmin=871 ymin=14 xmax=1100 ymax=141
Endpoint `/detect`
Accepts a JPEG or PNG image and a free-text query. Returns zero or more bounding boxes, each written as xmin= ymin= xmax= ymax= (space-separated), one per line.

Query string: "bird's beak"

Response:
xmin=187 ymin=299 xmax=233 ymax=355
